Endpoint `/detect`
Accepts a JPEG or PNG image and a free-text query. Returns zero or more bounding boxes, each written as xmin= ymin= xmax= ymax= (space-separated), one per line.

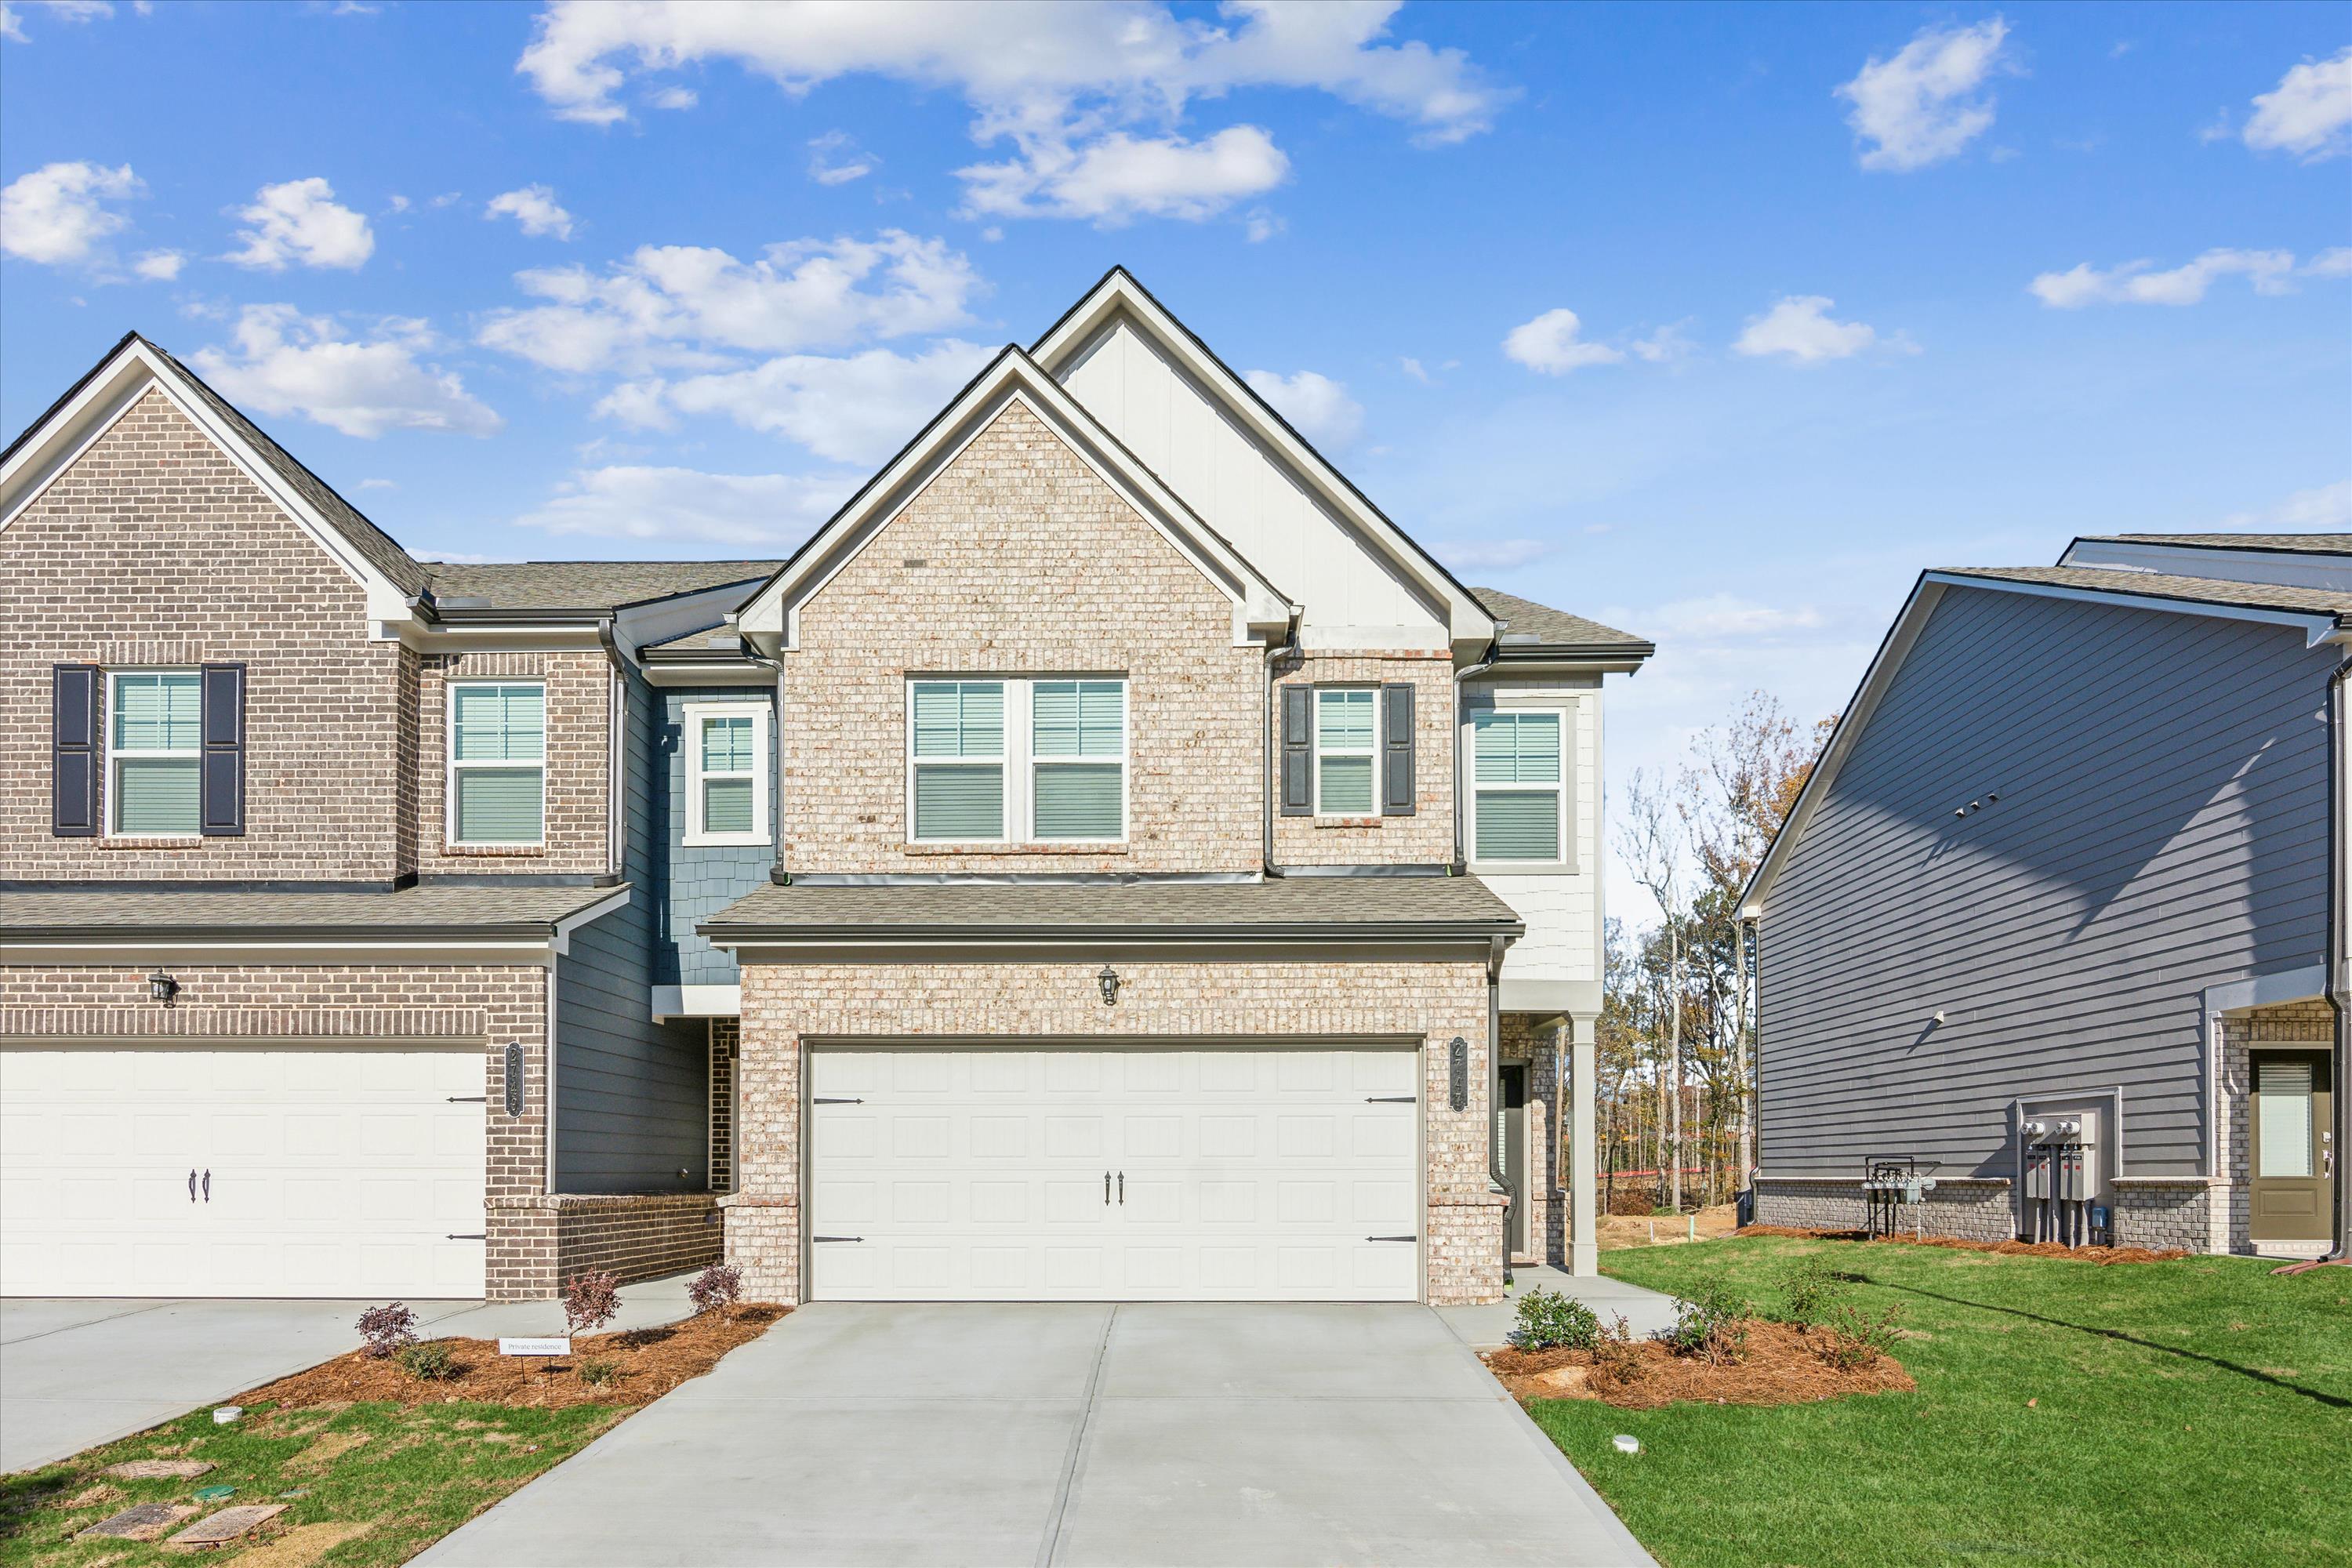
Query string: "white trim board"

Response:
xmin=652 ymin=983 xmax=743 ymax=1020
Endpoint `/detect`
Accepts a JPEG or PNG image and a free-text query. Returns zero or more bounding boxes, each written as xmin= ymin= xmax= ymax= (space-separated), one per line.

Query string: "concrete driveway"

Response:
xmin=418 ymin=1301 xmax=1653 ymax=1567
xmin=0 ymin=1280 xmax=695 ymax=1473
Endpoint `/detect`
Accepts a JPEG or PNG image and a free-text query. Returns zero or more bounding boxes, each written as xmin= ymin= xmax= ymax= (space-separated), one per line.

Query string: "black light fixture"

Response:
xmin=1097 ymin=964 xmax=1120 ymax=1007
xmin=148 ymin=971 xmax=179 ymax=1007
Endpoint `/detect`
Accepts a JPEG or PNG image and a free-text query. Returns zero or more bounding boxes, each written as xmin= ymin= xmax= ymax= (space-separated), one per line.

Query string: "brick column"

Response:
xmin=723 ymin=971 xmax=801 ymax=1303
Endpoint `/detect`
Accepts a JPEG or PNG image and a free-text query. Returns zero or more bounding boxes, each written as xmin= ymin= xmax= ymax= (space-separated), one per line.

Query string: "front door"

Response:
xmin=1501 ymin=1064 xmax=1528 ymax=1255
xmin=2250 ymin=1049 xmax=2333 ymax=1243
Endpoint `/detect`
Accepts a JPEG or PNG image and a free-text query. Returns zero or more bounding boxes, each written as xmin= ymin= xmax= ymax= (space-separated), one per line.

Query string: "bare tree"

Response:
xmin=1616 ymin=768 xmax=1687 ymax=1210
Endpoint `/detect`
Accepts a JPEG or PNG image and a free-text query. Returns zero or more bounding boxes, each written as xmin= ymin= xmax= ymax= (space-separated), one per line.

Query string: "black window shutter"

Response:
xmin=1279 ymin=684 xmax=1313 ymax=816
xmin=52 ymin=665 xmax=100 ymax=837
xmin=1381 ymin=682 xmax=1416 ymax=816
xmin=200 ymin=662 xmax=246 ymax=837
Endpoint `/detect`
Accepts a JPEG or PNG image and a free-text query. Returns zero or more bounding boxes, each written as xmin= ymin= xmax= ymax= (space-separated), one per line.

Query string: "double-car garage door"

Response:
xmin=0 ymin=1044 xmax=486 ymax=1299
xmin=808 ymin=1044 xmax=1421 ymax=1301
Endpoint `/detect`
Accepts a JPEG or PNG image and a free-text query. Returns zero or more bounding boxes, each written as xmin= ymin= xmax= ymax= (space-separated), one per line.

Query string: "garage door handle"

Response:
xmin=1367 ymin=1235 xmax=1418 ymax=1243
xmin=1105 ymin=1171 xmax=1112 ymax=1206
xmin=813 ymin=1097 xmax=863 ymax=1105
xmin=201 ymin=1170 xmax=210 ymax=1203
xmin=447 ymin=1233 xmax=486 ymax=1241
xmin=446 ymin=1095 xmax=487 ymax=1103
xmin=1366 ymin=1095 xmax=1414 ymax=1103
xmin=1119 ymin=1171 xmax=1124 ymax=1205
xmin=188 ymin=1168 xmax=198 ymax=1203
xmin=813 ymin=1236 xmax=864 ymax=1243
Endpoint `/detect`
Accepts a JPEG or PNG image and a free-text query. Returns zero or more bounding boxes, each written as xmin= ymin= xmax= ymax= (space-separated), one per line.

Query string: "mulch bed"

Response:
xmin=1737 ymin=1224 xmax=2188 ymax=1265
xmin=235 ymin=1305 xmax=787 ymax=1411
xmin=1484 ymin=1319 xmax=1915 ymax=1409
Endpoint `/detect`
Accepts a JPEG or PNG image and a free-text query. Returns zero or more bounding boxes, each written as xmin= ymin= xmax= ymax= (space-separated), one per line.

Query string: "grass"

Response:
xmin=0 ymin=1397 xmax=626 ymax=1568
xmin=1530 ymin=1238 xmax=2352 ymax=1568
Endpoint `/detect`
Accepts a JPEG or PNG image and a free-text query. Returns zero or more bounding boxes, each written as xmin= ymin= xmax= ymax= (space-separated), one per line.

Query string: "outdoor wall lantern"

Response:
xmin=1098 ymin=964 xmax=1121 ymax=1007
xmin=148 ymin=971 xmax=179 ymax=1007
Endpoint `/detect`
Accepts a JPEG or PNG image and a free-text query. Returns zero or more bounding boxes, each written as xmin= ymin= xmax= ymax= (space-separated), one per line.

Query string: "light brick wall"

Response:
xmin=1 ymin=387 xmax=405 ymax=881
xmin=783 ymin=402 xmax=1264 ymax=876
xmin=412 ymin=650 xmax=612 ymax=876
xmin=1272 ymin=650 xmax=1457 ymax=867
xmin=727 ymin=954 xmax=1505 ymax=1305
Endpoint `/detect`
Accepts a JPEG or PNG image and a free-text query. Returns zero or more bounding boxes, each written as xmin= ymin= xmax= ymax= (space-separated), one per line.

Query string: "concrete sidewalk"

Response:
xmin=1433 ymin=1264 xmax=1682 ymax=1349
xmin=419 ymin=1301 xmax=1654 ymax=1567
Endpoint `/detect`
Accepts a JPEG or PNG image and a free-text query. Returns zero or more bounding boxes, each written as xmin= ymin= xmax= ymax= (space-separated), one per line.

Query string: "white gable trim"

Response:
xmin=1030 ymin=270 xmax=1494 ymax=656
xmin=1740 ymin=570 xmax=2351 ymax=920
xmin=1 ymin=339 xmax=416 ymax=626
xmin=735 ymin=348 xmax=1295 ymax=652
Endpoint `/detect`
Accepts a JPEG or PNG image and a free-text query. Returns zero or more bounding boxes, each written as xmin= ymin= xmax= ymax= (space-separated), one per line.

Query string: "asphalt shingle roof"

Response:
xmin=418 ymin=561 xmax=781 ymax=613
xmin=1935 ymin=564 xmax=2352 ymax=625
xmin=2078 ymin=533 xmax=2352 ymax=555
xmin=0 ymin=884 xmax=627 ymax=939
xmin=702 ymin=875 xmax=1522 ymax=940
xmin=1468 ymin=588 xmax=1653 ymax=656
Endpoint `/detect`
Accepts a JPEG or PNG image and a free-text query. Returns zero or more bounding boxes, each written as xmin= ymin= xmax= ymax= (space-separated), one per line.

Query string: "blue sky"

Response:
xmin=5 ymin=1 xmax=2347 ymax=923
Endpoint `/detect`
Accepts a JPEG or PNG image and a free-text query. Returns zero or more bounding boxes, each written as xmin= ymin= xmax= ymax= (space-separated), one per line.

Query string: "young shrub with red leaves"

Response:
xmin=688 ymin=1262 xmax=743 ymax=1316
xmin=356 ymin=1302 xmax=419 ymax=1359
xmin=563 ymin=1270 xmax=621 ymax=1336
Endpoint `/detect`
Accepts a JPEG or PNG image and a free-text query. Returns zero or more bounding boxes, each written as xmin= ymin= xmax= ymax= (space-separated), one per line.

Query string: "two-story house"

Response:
xmin=0 ymin=270 xmax=1650 ymax=1306
xmin=1740 ymin=534 xmax=2349 ymax=1261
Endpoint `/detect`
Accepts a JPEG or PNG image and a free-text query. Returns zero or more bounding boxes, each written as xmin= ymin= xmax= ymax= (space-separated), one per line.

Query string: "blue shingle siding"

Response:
xmin=654 ymin=685 xmax=778 ymax=987
xmin=552 ymin=670 xmax=710 ymax=1193
xmin=1756 ymin=585 xmax=2336 ymax=1182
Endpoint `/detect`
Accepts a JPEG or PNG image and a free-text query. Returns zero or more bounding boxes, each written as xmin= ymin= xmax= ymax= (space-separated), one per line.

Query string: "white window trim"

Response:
xmin=683 ymin=700 xmax=771 ymax=848
xmin=445 ymin=677 xmax=547 ymax=849
xmin=1467 ymin=706 xmax=1570 ymax=870
xmin=105 ymin=667 xmax=201 ymax=839
xmin=1313 ymin=685 xmax=1381 ymax=818
xmin=904 ymin=675 xmax=1130 ymax=845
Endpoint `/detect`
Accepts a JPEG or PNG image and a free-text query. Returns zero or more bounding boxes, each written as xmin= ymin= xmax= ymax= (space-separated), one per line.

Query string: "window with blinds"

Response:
xmin=1472 ymin=710 xmax=1563 ymax=862
xmin=906 ymin=677 xmax=1129 ymax=843
xmin=1032 ymin=679 xmax=1125 ymax=840
xmin=911 ymin=680 xmax=1006 ymax=840
xmin=110 ymin=670 xmax=201 ymax=835
xmin=685 ymin=702 xmax=769 ymax=846
xmin=2256 ymin=1058 xmax=2314 ymax=1180
xmin=448 ymin=681 xmax=545 ymax=844
xmin=1316 ymin=688 xmax=1377 ymax=815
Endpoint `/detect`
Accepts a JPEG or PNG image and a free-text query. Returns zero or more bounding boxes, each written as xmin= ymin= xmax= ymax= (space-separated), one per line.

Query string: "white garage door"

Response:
xmin=808 ymin=1046 xmax=1420 ymax=1301
xmin=0 ymin=1044 xmax=487 ymax=1299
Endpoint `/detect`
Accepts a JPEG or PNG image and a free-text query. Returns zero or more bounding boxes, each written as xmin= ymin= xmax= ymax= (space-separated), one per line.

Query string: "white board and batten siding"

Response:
xmin=807 ymin=1045 xmax=1421 ymax=1301
xmin=1468 ymin=676 xmax=1603 ymax=993
xmin=1057 ymin=321 xmax=1443 ymax=644
xmin=0 ymin=1043 xmax=486 ymax=1298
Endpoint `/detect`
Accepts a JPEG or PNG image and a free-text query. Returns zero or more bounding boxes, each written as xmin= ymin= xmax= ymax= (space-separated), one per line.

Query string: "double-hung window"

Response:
xmin=685 ymin=702 xmax=770 ymax=846
xmin=1471 ymin=710 xmax=1564 ymax=862
xmin=1315 ymin=688 xmax=1378 ymax=815
xmin=109 ymin=670 xmax=201 ymax=835
xmin=907 ymin=677 xmax=1129 ymax=843
xmin=448 ymin=681 xmax=546 ymax=846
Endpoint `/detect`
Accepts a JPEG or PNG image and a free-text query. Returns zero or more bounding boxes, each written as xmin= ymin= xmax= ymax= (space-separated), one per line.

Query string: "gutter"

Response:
xmin=1451 ymin=641 xmax=1499 ymax=873
xmin=699 ymin=917 xmax=1525 ymax=948
xmin=596 ymin=616 xmax=626 ymax=880
xmin=1262 ymin=619 xmax=1299 ymax=877
xmin=1488 ymin=935 xmax=1513 ymax=1289
xmin=2331 ymin=649 xmax=2351 ymax=1261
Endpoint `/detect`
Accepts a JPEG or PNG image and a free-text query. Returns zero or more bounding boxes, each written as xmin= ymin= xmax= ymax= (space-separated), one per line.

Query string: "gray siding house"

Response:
xmin=1740 ymin=534 xmax=2350 ymax=1260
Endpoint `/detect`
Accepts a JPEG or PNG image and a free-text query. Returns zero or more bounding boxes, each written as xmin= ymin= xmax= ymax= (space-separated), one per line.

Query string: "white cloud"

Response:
xmin=188 ymin=305 xmax=502 ymax=438
xmin=2244 ymin=45 xmax=2352 ymax=160
xmin=486 ymin=183 xmax=576 ymax=239
xmin=2027 ymin=247 xmax=2328 ymax=307
xmin=601 ymin=339 xmax=994 ymax=464
xmin=514 ymin=463 xmax=857 ymax=547
xmin=131 ymin=248 xmax=182 ymax=280
xmin=225 ymin=177 xmax=374 ymax=270
xmin=808 ymin=130 xmax=878 ymax=185
xmin=355 ymin=477 xmax=398 ymax=492
xmin=1733 ymin=296 xmax=1906 ymax=361
xmin=1638 ymin=594 xmax=1824 ymax=641
xmin=1243 ymin=368 xmax=1363 ymax=448
xmin=0 ymin=160 xmax=139 ymax=265
xmin=1627 ymin=320 xmax=1697 ymax=364
xmin=1836 ymin=18 xmax=2012 ymax=171
xmin=960 ymin=125 xmax=1287 ymax=223
xmin=1501 ymin=307 xmax=1624 ymax=374
xmin=1433 ymin=537 xmax=1552 ymax=571
xmin=1399 ymin=356 xmax=1432 ymax=385
xmin=514 ymin=0 xmax=1505 ymax=222
xmin=650 ymin=85 xmax=697 ymax=110
xmin=1 ymin=1 xmax=115 ymax=42
xmin=477 ymin=230 xmax=982 ymax=375
xmin=2226 ymin=478 xmax=2352 ymax=531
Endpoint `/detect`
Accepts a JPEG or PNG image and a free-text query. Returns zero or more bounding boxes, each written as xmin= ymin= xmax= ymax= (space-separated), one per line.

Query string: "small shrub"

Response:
xmin=1779 ymin=1257 xmax=1846 ymax=1328
xmin=1512 ymin=1287 xmax=1603 ymax=1352
xmin=562 ymin=1270 xmax=621 ymax=1337
xmin=355 ymin=1303 xmax=419 ymax=1360
xmin=1592 ymin=1313 xmax=1644 ymax=1385
xmin=576 ymin=1356 xmax=621 ymax=1388
xmin=688 ymin=1262 xmax=743 ymax=1316
xmin=1820 ymin=1303 xmax=1904 ymax=1370
xmin=1660 ymin=1284 xmax=1749 ymax=1365
xmin=397 ymin=1340 xmax=459 ymax=1381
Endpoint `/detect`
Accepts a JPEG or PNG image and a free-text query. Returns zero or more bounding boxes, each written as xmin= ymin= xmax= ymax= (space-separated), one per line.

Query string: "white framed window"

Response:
xmin=448 ymin=680 xmax=546 ymax=847
xmin=906 ymin=676 xmax=1130 ymax=844
xmin=108 ymin=670 xmax=201 ymax=836
xmin=1470 ymin=709 xmax=1564 ymax=863
xmin=684 ymin=701 xmax=771 ymax=847
xmin=1315 ymin=687 xmax=1378 ymax=816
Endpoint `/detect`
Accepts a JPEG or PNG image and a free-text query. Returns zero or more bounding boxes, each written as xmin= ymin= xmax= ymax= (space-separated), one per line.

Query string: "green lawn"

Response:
xmin=0 ymin=1399 xmax=624 ymax=1568
xmin=1533 ymin=1238 xmax=2352 ymax=1568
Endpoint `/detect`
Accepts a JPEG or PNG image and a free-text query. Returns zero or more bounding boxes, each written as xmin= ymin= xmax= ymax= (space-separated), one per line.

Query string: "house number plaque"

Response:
xmin=503 ymin=1041 xmax=525 ymax=1117
xmin=1447 ymin=1037 xmax=1468 ymax=1112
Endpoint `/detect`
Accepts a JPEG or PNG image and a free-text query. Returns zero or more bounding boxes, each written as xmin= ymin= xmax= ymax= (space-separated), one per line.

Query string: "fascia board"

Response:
xmin=1926 ymin=570 xmax=2347 ymax=649
xmin=1030 ymin=273 xmax=1494 ymax=650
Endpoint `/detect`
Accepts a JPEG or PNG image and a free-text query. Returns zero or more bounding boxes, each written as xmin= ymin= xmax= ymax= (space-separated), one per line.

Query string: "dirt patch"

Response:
xmin=1484 ymin=1319 xmax=1916 ymax=1409
xmin=235 ymin=1305 xmax=786 ymax=1411
xmin=224 ymin=1520 xmax=370 ymax=1568
xmin=1737 ymin=1225 xmax=2188 ymax=1265
xmin=1600 ymin=1203 xmax=1742 ymax=1251
xmin=285 ymin=1428 xmax=372 ymax=1473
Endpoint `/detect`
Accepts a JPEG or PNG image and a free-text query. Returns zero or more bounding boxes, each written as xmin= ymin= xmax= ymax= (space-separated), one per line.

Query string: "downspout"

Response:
xmin=1261 ymin=619 xmax=1299 ymax=878
xmin=1489 ymin=935 xmax=1514 ymax=1288
xmin=596 ymin=617 xmax=626 ymax=883
xmin=2328 ymin=648 xmax=2350 ymax=1261
xmin=1451 ymin=643 xmax=1499 ymax=874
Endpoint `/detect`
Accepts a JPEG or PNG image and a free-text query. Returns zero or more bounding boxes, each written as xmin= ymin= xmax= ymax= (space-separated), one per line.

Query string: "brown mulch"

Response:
xmin=1736 ymin=1224 xmax=2189 ymax=1265
xmin=1484 ymin=1319 xmax=1915 ymax=1409
xmin=234 ymin=1305 xmax=787 ymax=1411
